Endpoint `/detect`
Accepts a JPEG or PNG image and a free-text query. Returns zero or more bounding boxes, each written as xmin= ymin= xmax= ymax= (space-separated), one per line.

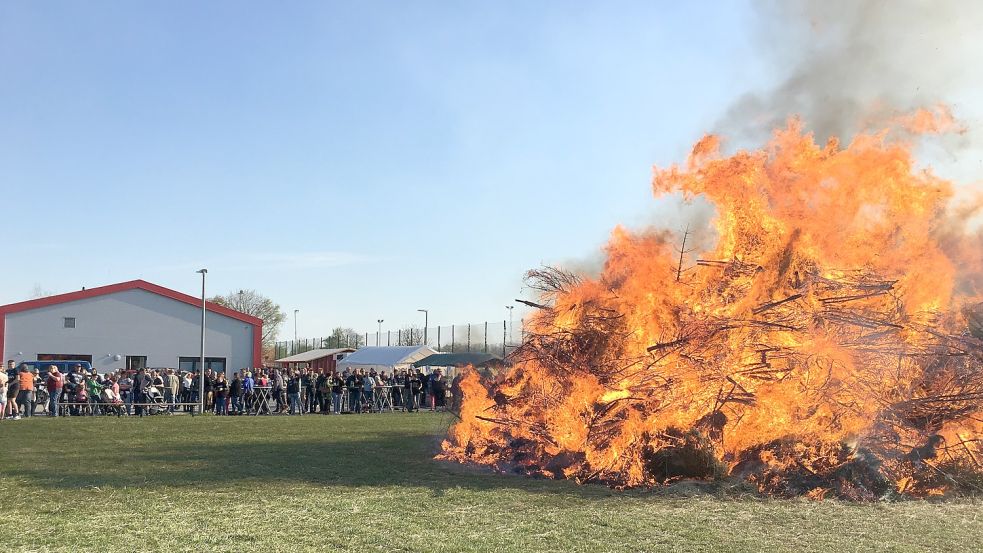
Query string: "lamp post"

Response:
xmin=377 ymin=319 xmax=384 ymax=346
xmin=196 ymin=269 xmax=207 ymax=414
xmin=293 ymin=309 xmax=299 ymax=352
xmin=417 ymin=309 xmax=428 ymax=346
xmin=506 ymin=305 xmax=514 ymax=345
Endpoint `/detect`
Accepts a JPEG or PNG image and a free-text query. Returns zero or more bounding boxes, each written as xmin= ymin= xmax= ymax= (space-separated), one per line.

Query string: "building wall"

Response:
xmin=2 ymin=289 xmax=255 ymax=372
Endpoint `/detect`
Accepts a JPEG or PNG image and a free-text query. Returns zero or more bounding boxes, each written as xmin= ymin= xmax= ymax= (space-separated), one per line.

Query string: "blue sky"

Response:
xmin=1 ymin=1 xmax=768 ymax=338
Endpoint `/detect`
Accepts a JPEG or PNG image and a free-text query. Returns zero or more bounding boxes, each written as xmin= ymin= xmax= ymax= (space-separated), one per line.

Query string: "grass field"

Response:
xmin=0 ymin=413 xmax=979 ymax=552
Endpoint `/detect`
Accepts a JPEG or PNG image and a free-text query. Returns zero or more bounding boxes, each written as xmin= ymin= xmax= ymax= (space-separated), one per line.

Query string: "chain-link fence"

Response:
xmin=274 ymin=319 xmax=525 ymax=360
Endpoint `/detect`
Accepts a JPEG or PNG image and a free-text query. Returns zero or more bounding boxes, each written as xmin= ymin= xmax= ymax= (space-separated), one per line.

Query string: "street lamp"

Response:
xmin=417 ymin=309 xmax=428 ymax=345
xmin=196 ymin=269 xmax=208 ymax=414
xmin=294 ymin=309 xmax=299 ymax=348
xmin=506 ymin=305 xmax=514 ymax=345
xmin=377 ymin=319 xmax=384 ymax=346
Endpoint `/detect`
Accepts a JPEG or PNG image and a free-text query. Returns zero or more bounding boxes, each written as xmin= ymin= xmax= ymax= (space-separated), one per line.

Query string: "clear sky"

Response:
xmin=1 ymin=1 xmax=768 ymax=338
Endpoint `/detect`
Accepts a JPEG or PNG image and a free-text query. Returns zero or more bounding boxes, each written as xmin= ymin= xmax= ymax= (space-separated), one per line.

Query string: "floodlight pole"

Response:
xmin=377 ymin=319 xmax=384 ymax=346
xmin=506 ymin=305 xmax=514 ymax=345
xmin=417 ymin=309 xmax=428 ymax=345
xmin=196 ymin=269 xmax=208 ymax=414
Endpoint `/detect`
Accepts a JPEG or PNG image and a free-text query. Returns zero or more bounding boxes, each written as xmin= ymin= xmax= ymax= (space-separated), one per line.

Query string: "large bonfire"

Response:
xmin=441 ymin=113 xmax=983 ymax=500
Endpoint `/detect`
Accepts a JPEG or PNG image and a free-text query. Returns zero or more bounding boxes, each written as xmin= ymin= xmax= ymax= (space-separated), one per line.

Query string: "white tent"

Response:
xmin=336 ymin=345 xmax=437 ymax=373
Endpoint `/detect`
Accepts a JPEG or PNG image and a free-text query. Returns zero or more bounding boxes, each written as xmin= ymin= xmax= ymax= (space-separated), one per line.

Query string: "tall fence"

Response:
xmin=273 ymin=319 xmax=525 ymax=360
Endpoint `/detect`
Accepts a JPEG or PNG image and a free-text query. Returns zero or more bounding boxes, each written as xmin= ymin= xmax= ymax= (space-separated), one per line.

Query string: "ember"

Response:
xmin=440 ymin=114 xmax=983 ymax=499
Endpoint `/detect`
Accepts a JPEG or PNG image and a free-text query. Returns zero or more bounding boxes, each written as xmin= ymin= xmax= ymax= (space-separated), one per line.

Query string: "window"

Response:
xmin=126 ymin=356 xmax=147 ymax=371
xmin=179 ymin=357 xmax=226 ymax=375
xmin=64 ymin=317 xmax=76 ymax=328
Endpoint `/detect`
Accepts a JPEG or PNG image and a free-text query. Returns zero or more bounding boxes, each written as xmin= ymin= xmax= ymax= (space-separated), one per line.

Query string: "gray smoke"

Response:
xmin=718 ymin=0 xmax=983 ymax=149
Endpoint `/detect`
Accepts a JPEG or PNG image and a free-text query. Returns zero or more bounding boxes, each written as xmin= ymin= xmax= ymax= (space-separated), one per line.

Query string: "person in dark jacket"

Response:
xmin=286 ymin=371 xmax=302 ymax=415
xmin=229 ymin=372 xmax=243 ymax=415
xmin=430 ymin=369 xmax=446 ymax=411
xmin=405 ymin=371 xmax=420 ymax=412
xmin=132 ymin=368 xmax=148 ymax=416
xmin=203 ymin=369 xmax=215 ymax=411
xmin=346 ymin=370 xmax=361 ymax=413
xmin=329 ymin=370 xmax=344 ymax=414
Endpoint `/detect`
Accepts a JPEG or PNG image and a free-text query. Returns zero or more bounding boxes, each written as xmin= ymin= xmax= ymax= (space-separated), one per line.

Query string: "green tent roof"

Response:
xmin=412 ymin=352 xmax=506 ymax=368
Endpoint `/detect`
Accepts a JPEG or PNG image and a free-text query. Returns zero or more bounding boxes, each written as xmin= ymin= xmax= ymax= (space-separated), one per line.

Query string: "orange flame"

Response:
xmin=441 ymin=112 xmax=983 ymax=499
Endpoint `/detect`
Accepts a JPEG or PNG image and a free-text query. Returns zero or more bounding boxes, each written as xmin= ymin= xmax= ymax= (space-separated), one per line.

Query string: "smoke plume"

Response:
xmin=719 ymin=1 xmax=983 ymax=149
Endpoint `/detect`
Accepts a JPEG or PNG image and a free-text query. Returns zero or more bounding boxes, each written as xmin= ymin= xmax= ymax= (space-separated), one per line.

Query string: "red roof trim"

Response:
xmin=0 ymin=280 xmax=263 ymax=326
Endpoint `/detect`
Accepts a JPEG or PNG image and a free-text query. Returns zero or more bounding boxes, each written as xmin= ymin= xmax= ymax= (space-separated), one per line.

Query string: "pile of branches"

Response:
xmin=449 ymin=263 xmax=983 ymax=498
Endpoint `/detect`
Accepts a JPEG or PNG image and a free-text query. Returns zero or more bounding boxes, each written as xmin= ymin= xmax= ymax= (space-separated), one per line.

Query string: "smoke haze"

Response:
xmin=719 ymin=0 xmax=983 ymax=151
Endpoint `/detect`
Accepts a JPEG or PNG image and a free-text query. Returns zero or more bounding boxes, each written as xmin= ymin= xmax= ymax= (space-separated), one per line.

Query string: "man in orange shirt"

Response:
xmin=16 ymin=364 xmax=35 ymax=418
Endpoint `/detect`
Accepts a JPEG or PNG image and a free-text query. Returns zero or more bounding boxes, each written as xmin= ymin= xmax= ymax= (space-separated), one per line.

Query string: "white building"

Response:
xmin=336 ymin=345 xmax=437 ymax=374
xmin=0 ymin=280 xmax=262 ymax=373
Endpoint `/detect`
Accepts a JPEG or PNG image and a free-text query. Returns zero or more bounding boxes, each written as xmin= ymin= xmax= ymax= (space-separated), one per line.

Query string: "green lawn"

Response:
xmin=0 ymin=413 xmax=979 ymax=552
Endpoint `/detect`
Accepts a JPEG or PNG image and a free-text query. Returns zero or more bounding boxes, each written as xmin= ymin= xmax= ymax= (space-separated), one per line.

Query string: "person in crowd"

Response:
xmin=102 ymin=375 xmax=124 ymax=416
xmin=242 ymin=371 xmax=255 ymax=413
xmin=85 ymin=372 xmax=104 ymax=415
xmin=5 ymin=368 xmax=20 ymax=419
xmin=180 ymin=371 xmax=193 ymax=412
xmin=6 ymin=362 xmax=21 ymax=419
xmin=46 ymin=366 xmax=64 ymax=416
xmin=361 ymin=368 xmax=376 ymax=413
xmin=391 ymin=369 xmax=405 ymax=408
xmin=272 ymin=369 xmax=286 ymax=413
xmin=0 ymin=363 xmax=8 ymax=421
xmin=329 ymin=370 xmax=343 ymax=414
xmin=15 ymin=364 xmax=35 ymax=418
xmin=303 ymin=368 xmax=318 ymax=413
xmin=190 ymin=371 xmax=203 ymax=411
xmin=346 ymin=369 xmax=361 ymax=413
xmin=162 ymin=368 xmax=178 ymax=412
xmin=132 ymin=368 xmax=148 ymax=416
xmin=75 ymin=379 xmax=89 ymax=415
xmin=315 ymin=370 xmax=328 ymax=413
xmin=450 ymin=370 xmax=465 ymax=412
xmin=405 ymin=370 xmax=420 ymax=412
xmin=286 ymin=370 xmax=302 ymax=415
xmin=229 ymin=371 xmax=243 ymax=415
xmin=203 ymin=369 xmax=215 ymax=411
xmin=67 ymin=366 xmax=84 ymax=415
xmin=150 ymin=369 xmax=163 ymax=390
xmin=118 ymin=371 xmax=133 ymax=415
xmin=213 ymin=372 xmax=229 ymax=415
xmin=29 ymin=367 xmax=42 ymax=415
xmin=297 ymin=368 xmax=306 ymax=412
xmin=430 ymin=368 xmax=446 ymax=412
xmin=415 ymin=368 xmax=428 ymax=410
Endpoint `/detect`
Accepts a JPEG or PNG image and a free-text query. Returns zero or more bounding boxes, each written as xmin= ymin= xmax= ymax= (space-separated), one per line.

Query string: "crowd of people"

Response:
xmin=0 ymin=359 xmax=455 ymax=419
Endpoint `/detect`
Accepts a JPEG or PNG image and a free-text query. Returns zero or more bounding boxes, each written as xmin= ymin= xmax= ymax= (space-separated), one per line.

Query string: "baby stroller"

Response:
xmin=144 ymin=385 xmax=169 ymax=415
xmin=100 ymin=387 xmax=126 ymax=417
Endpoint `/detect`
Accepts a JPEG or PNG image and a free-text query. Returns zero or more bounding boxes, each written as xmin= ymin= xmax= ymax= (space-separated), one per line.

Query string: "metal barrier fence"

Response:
xmin=274 ymin=319 xmax=525 ymax=359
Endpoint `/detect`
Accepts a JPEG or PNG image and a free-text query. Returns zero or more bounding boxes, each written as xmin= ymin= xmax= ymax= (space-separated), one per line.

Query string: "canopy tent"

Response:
xmin=336 ymin=345 xmax=437 ymax=374
xmin=274 ymin=348 xmax=354 ymax=364
xmin=413 ymin=352 xmax=506 ymax=369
